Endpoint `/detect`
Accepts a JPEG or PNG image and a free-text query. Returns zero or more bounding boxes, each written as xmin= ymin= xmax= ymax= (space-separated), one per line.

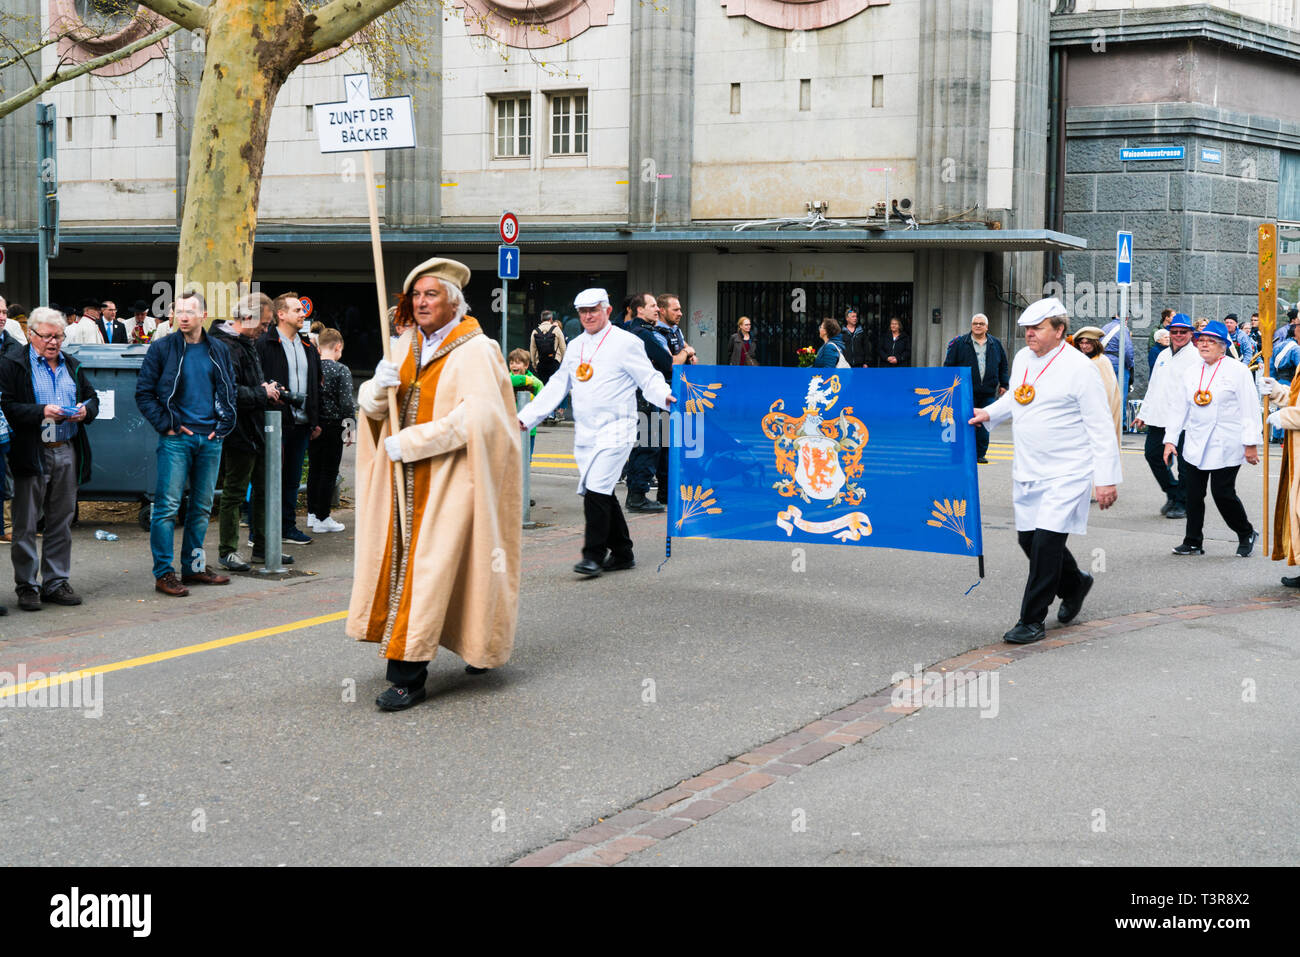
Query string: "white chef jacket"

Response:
xmin=1138 ymin=343 xmax=1200 ymax=428
xmin=518 ymin=322 xmax=673 ymax=495
xmin=1165 ymin=356 xmax=1263 ymax=471
xmin=984 ymin=343 xmax=1123 ymax=534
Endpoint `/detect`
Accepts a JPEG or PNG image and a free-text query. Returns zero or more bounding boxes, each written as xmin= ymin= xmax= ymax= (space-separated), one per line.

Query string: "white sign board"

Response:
xmin=316 ymin=74 xmax=415 ymax=153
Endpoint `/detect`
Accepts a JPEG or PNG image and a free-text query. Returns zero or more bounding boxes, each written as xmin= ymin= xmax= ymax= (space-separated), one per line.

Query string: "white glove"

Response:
xmin=373 ymin=359 xmax=401 ymax=390
xmin=1268 ymin=409 xmax=1286 ymax=430
xmin=1259 ymin=375 xmax=1279 ymax=397
xmin=384 ymin=435 xmax=403 ymax=462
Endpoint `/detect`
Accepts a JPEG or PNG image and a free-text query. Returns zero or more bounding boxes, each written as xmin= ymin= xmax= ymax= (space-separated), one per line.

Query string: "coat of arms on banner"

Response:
xmin=761 ymin=375 xmax=872 ymax=541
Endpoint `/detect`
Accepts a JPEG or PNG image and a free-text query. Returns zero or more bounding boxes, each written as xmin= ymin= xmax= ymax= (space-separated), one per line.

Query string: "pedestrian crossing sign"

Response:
xmin=1116 ymin=232 xmax=1133 ymax=286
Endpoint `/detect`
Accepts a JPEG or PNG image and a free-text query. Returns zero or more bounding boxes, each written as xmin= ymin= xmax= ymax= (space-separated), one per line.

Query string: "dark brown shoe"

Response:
xmin=182 ymin=567 xmax=231 ymax=586
xmin=155 ymin=572 xmax=190 ymax=597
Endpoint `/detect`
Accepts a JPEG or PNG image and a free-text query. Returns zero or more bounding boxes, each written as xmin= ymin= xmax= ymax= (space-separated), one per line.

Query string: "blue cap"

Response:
xmin=1167 ymin=313 xmax=1193 ymax=331
xmin=1194 ymin=320 xmax=1231 ymax=345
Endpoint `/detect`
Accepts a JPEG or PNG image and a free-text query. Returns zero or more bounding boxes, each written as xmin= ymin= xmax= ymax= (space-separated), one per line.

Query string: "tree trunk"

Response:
xmin=176 ymin=0 xmax=313 ymax=321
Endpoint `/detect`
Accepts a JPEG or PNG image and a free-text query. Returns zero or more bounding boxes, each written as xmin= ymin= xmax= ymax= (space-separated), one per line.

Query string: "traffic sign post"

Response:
xmin=0 ymin=246 xmax=5 ymax=284
xmin=316 ymin=73 xmax=416 ymax=541
xmin=1116 ymin=231 xmax=1134 ymax=430
xmin=499 ymin=213 xmax=520 ymax=355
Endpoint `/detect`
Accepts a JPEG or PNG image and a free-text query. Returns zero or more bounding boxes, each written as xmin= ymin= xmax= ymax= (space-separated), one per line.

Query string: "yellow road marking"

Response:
xmin=0 ymin=610 xmax=348 ymax=700
xmin=531 ymin=454 xmax=576 ymax=459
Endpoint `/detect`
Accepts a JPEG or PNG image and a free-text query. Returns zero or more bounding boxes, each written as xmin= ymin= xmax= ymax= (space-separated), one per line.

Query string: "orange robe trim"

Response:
xmin=1271 ymin=376 xmax=1300 ymax=565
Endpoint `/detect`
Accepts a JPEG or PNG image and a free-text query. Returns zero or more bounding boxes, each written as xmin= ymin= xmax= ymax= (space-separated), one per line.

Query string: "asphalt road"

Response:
xmin=0 ymin=424 xmax=1295 ymax=866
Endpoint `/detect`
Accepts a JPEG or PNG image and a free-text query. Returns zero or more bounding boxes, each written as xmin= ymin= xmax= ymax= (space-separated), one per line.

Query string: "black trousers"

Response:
xmin=1181 ymin=462 xmax=1253 ymax=547
xmin=973 ymin=391 xmax=995 ymax=459
xmin=387 ymin=658 xmax=428 ymax=689
xmin=1017 ymin=529 xmax=1084 ymax=626
xmin=306 ymin=419 xmax=344 ymax=519
xmin=583 ymin=490 xmax=633 ymax=563
xmin=1143 ymin=425 xmax=1184 ymax=505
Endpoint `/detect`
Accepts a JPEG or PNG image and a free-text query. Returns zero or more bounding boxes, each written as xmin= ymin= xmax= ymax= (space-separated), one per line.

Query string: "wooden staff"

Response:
xmin=1259 ymin=222 xmax=1277 ymax=556
xmin=363 ymin=150 xmax=408 ymax=543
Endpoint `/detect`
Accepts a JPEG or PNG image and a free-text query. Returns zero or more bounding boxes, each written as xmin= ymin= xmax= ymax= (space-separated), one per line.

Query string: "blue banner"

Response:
xmin=668 ymin=366 xmax=983 ymax=559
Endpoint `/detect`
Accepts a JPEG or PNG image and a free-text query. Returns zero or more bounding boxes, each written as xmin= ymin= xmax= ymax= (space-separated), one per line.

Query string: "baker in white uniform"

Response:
xmin=1134 ymin=313 xmax=1199 ymax=519
xmin=1162 ymin=320 xmax=1262 ymax=557
xmin=518 ymin=288 xmax=676 ymax=577
xmin=970 ymin=297 xmax=1123 ymax=645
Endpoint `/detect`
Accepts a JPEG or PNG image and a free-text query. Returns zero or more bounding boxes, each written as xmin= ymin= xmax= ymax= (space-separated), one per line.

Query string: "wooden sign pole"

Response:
xmin=363 ymin=149 xmax=408 ymax=543
xmin=1259 ymin=222 xmax=1277 ymax=557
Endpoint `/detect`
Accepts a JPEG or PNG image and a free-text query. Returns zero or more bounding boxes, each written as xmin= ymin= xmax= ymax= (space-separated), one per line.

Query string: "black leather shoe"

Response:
xmin=1166 ymin=506 xmax=1187 ymax=519
xmin=17 ymin=587 xmax=41 ymax=612
xmin=573 ymin=558 xmax=603 ymax=577
xmin=601 ymin=554 xmax=636 ymax=571
xmin=41 ymin=582 xmax=83 ymax=606
xmin=1237 ymin=530 xmax=1258 ymax=558
xmin=1282 ymin=575 xmax=1300 ymax=588
xmin=1003 ymin=621 xmax=1046 ymax=644
xmin=375 ymin=685 xmax=427 ymax=711
xmin=465 ymin=665 xmax=490 ymax=675
xmin=626 ymin=494 xmax=665 ymax=513
xmin=1160 ymin=499 xmax=1172 ymax=516
xmin=1057 ymin=572 xmax=1094 ymax=624
xmin=1171 ymin=543 xmax=1204 ymax=556
xmin=250 ymin=548 xmax=295 ymax=565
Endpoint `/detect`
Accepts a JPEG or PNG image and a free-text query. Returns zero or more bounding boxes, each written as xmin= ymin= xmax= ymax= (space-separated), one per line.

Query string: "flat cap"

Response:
xmin=1073 ymin=326 xmax=1105 ymax=341
xmin=574 ymin=288 xmax=610 ymax=308
xmin=402 ymin=257 xmax=470 ymax=296
xmin=1017 ymin=297 xmax=1068 ymax=327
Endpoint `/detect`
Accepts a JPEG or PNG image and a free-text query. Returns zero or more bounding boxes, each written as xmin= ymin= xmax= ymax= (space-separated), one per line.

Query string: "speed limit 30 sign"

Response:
xmin=499 ymin=211 xmax=519 ymax=245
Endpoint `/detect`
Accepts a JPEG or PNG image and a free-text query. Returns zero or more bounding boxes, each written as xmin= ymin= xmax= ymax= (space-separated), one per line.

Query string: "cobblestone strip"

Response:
xmin=510 ymin=592 xmax=1300 ymax=867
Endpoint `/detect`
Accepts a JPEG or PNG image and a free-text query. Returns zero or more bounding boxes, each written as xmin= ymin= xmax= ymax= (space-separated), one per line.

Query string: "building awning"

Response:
xmin=0 ymin=225 xmax=1087 ymax=255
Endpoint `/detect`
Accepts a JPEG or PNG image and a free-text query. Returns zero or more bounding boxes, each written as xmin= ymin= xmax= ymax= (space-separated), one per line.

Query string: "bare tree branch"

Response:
xmin=0 ymin=35 xmax=60 ymax=76
xmin=133 ymin=0 xmax=211 ymax=33
xmin=307 ymin=0 xmax=408 ymax=57
xmin=0 ymin=21 xmax=180 ymax=120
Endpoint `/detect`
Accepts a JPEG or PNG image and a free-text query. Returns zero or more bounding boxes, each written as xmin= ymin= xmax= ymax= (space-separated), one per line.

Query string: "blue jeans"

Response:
xmin=282 ymin=423 xmax=310 ymax=532
xmin=151 ymin=432 xmax=223 ymax=579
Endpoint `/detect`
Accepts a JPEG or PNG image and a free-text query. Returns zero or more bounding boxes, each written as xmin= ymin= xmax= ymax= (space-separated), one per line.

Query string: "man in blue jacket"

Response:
xmin=136 ymin=291 xmax=238 ymax=597
xmin=944 ymin=313 xmax=1009 ymax=463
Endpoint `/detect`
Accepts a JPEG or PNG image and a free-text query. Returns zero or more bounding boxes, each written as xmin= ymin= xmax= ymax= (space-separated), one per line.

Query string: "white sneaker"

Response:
xmin=307 ymin=514 xmax=320 ymax=528
xmin=319 ymin=517 xmax=345 ymax=532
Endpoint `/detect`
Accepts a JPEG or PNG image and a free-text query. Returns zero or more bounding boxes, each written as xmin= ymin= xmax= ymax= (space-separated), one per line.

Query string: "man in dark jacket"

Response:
xmin=842 ymin=309 xmax=869 ymax=367
xmin=944 ymin=312 xmax=1009 ymax=463
xmin=210 ymin=292 xmax=284 ymax=571
xmin=256 ymin=292 xmax=322 ymax=546
xmin=0 ymin=307 xmax=99 ymax=611
xmin=136 ymin=291 xmax=238 ymax=597
xmin=625 ymin=292 xmax=675 ymax=512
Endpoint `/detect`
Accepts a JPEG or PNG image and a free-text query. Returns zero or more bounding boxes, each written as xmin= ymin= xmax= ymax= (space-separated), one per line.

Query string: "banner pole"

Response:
xmin=1259 ymin=223 xmax=1278 ymax=557
xmin=363 ymin=150 xmax=408 ymax=544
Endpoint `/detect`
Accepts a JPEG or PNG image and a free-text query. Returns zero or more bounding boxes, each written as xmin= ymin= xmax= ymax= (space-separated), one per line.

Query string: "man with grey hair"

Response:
xmin=944 ymin=311 xmax=1009 ymax=463
xmin=348 ymin=257 xmax=522 ymax=711
xmin=0 ymin=307 xmax=100 ymax=611
xmin=970 ymin=297 xmax=1121 ymax=645
xmin=210 ymin=291 xmax=282 ymax=570
xmin=518 ymin=287 xmax=677 ymax=576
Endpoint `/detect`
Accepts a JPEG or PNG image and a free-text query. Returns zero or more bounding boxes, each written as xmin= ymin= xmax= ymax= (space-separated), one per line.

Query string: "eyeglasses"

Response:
xmin=32 ymin=331 xmax=65 ymax=342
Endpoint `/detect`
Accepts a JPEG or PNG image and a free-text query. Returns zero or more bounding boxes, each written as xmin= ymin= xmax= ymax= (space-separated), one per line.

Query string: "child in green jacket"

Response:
xmin=508 ymin=349 xmax=543 ymax=459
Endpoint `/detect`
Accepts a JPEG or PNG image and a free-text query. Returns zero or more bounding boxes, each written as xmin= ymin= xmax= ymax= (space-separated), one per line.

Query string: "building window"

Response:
xmin=730 ymin=83 xmax=741 ymax=114
xmin=872 ymin=75 xmax=884 ymax=108
xmin=155 ymin=113 xmax=163 ymax=138
xmin=799 ymin=78 xmax=811 ymax=111
xmin=549 ymin=92 xmax=588 ymax=155
xmin=65 ymin=116 xmax=73 ymax=142
xmin=109 ymin=114 xmax=117 ymax=140
xmin=494 ymin=95 xmax=532 ymax=158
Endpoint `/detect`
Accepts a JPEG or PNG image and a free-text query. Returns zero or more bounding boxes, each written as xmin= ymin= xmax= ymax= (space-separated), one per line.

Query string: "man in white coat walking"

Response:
xmin=518 ymin=288 xmax=677 ymax=577
xmin=970 ymin=298 xmax=1123 ymax=644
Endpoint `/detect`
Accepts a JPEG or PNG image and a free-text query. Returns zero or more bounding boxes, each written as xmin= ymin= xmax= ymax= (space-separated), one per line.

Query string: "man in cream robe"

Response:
xmin=347 ymin=258 xmax=522 ymax=711
xmin=1260 ymin=374 xmax=1300 ymax=583
xmin=517 ymin=288 xmax=675 ymax=576
xmin=971 ymin=298 xmax=1122 ymax=645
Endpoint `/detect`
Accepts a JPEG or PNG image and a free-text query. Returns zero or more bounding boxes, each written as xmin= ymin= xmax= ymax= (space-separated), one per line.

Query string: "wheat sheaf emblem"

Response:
xmin=927 ymin=498 xmax=973 ymax=549
xmin=916 ymin=377 xmax=960 ymax=426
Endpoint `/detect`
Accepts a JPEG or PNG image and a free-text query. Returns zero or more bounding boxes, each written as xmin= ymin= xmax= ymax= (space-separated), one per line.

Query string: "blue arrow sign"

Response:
xmin=498 ymin=244 xmax=520 ymax=280
xmin=1116 ymin=231 xmax=1133 ymax=286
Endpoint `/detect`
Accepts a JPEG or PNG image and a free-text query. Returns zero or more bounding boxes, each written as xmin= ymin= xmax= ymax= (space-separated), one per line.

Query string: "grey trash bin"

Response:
xmin=62 ymin=343 xmax=162 ymax=529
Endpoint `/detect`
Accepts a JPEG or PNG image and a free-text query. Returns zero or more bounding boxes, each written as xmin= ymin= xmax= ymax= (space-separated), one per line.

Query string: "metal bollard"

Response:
xmin=516 ymin=392 xmax=538 ymax=529
xmin=260 ymin=410 xmax=285 ymax=574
